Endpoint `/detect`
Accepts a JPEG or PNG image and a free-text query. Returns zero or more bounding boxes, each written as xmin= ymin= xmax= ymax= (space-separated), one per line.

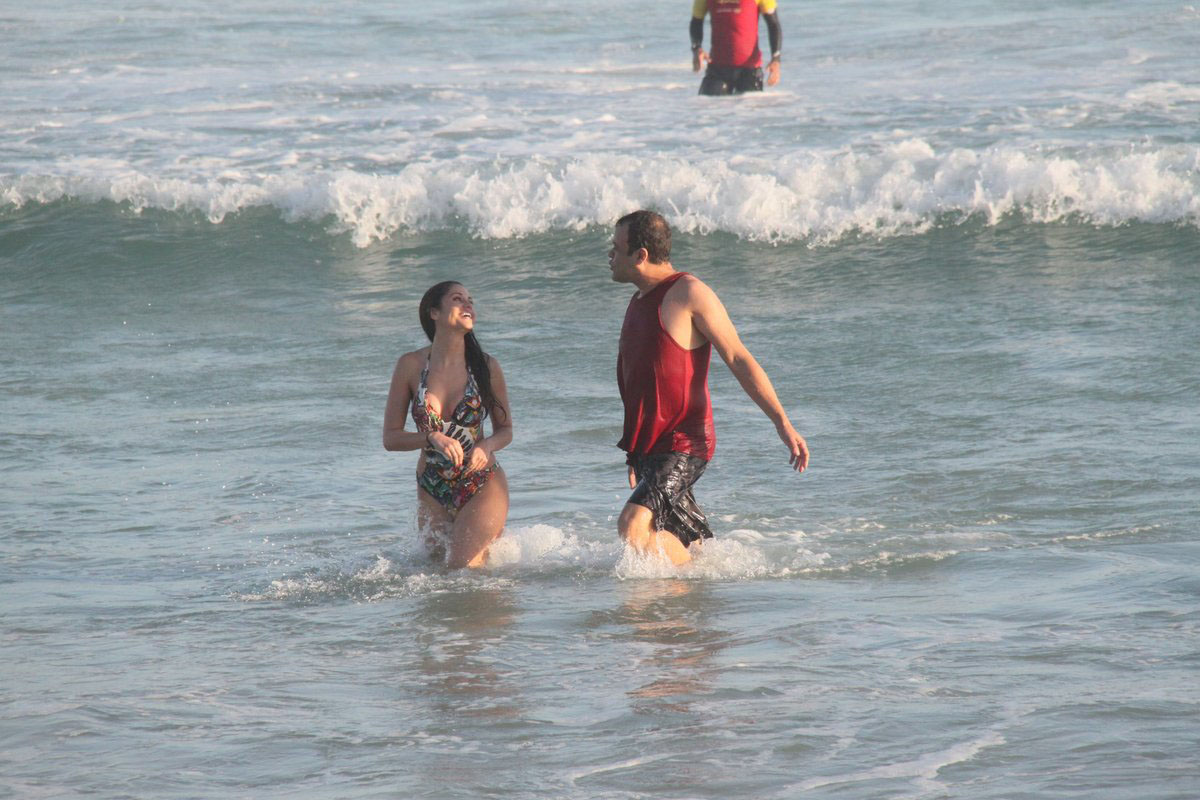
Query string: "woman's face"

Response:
xmin=432 ymin=284 xmax=475 ymax=332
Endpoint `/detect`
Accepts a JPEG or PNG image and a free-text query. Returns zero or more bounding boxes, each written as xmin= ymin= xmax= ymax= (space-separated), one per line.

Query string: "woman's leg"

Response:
xmin=417 ymin=488 xmax=454 ymax=564
xmin=447 ymin=467 xmax=509 ymax=569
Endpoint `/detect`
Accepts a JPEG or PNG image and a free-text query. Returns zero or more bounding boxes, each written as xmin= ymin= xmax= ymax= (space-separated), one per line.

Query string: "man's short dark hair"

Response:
xmin=617 ymin=210 xmax=671 ymax=264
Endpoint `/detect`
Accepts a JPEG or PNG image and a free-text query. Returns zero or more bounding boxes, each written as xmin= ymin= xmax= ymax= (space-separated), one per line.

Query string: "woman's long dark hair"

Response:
xmin=419 ymin=281 xmax=506 ymax=423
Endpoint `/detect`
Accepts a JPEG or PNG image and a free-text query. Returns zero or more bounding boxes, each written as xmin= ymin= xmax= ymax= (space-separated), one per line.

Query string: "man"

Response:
xmin=691 ymin=0 xmax=783 ymax=96
xmin=609 ymin=210 xmax=809 ymax=565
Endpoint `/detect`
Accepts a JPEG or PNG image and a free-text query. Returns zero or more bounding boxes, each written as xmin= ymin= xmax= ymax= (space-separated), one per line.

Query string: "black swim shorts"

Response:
xmin=627 ymin=451 xmax=714 ymax=546
xmin=699 ymin=65 xmax=764 ymax=96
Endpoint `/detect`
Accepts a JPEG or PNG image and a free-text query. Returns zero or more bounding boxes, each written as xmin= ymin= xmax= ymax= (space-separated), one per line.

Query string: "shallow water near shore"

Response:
xmin=4 ymin=1 xmax=1200 ymax=797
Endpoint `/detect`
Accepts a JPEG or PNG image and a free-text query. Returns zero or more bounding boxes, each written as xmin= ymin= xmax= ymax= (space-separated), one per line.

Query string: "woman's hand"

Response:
xmin=463 ymin=441 xmax=492 ymax=473
xmin=428 ymin=431 xmax=465 ymax=467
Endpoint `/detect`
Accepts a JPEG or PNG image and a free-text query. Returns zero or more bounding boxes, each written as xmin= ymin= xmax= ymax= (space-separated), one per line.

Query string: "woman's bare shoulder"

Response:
xmin=394 ymin=347 xmax=430 ymax=375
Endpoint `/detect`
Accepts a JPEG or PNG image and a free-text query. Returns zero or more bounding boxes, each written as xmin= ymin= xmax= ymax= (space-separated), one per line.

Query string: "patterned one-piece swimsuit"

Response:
xmin=411 ymin=361 xmax=498 ymax=516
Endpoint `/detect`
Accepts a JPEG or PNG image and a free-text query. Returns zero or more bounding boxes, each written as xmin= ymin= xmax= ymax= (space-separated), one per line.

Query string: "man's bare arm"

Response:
xmin=689 ymin=280 xmax=809 ymax=471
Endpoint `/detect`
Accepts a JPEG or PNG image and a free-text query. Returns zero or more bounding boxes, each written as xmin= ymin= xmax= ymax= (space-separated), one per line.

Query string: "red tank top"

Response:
xmin=710 ymin=0 xmax=763 ymax=69
xmin=617 ymin=272 xmax=716 ymax=460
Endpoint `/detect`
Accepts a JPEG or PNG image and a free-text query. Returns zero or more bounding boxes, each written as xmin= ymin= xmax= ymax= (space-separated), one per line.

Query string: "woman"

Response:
xmin=383 ymin=281 xmax=512 ymax=569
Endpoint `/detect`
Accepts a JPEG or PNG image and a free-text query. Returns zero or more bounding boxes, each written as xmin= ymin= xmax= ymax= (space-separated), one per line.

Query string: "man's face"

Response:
xmin=608 ymin=224 xmax=640 ymax=283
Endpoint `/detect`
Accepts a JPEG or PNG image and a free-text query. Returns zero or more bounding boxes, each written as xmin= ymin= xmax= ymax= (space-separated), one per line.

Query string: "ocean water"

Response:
xmin=3 ymin=1 xmax=1199 ymax=798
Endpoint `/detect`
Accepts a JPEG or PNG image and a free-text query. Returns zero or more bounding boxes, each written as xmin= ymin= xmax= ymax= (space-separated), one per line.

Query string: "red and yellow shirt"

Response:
xmin=693 ymin=0 xmax=778 ymax=68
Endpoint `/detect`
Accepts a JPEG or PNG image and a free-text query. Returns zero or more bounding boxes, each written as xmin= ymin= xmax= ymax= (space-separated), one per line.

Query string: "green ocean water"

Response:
xmin=4 ymin=0 xmax=1200 ymax=795
xmin=3 ymin=200 xmax=1198 ymax=797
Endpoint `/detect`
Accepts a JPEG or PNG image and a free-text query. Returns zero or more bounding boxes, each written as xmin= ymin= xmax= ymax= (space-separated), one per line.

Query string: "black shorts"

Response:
xmin=699 ymin=65 xmax=764 ymax=96
xmin=627 ymin=451 xmax=713 ymax=546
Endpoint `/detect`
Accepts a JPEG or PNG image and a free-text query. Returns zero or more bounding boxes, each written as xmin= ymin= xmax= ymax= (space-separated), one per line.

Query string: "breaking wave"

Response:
xmin=5 ymin=141 xmax=1199 ymax=246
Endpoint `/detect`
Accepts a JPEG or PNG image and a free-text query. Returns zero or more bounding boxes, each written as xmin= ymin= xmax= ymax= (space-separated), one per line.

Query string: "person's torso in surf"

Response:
xmin=694 ymin=0 xmax=775 ymax=68
xmin=617 ymin=272 xmax=716 ymax=461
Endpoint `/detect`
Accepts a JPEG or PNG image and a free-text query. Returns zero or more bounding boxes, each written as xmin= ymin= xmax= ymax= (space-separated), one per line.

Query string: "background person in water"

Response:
xmin=691 ymin=0 xmax=783 ymax=95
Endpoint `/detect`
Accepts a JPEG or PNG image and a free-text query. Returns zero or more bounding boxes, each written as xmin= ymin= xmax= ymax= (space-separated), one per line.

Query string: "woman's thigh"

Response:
xmin=417 ymin=486 xmax=454 ymax=561
xmin=447 ymin=468 xmax=509 ymax=568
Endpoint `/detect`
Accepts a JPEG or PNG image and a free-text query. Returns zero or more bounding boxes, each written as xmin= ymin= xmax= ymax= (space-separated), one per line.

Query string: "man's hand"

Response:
xmin=693 ymin=48 xmax=709 ymax=73
xmin=767 ymin=57 xmax=781 ymax=87
xmin=778 ymin=423 xmax=808 ymax=472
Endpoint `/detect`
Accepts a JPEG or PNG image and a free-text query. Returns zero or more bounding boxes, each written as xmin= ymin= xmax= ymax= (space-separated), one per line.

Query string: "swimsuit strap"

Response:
xmin=464 ymin=364 xmax=479 ymax=401
xmin=417 ymin=360 xmax=431 ymax=404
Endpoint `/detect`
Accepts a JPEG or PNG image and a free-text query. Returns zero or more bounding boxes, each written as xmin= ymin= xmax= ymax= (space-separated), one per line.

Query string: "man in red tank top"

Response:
xmin=690 ymin=0 xmax=783 ymax=95
xmin=609 ymin=210 xmax=809 ymax=565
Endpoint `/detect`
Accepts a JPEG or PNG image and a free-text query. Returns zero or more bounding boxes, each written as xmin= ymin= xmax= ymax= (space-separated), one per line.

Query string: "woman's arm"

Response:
xmin=382 ymin=353 xmax=428 ymax=452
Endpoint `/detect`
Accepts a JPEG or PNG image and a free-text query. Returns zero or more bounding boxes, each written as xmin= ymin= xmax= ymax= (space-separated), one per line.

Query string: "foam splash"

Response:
xmin=235 ymin=554 xmax=510 ymax=604
xmin=612 ymin=528 xmax=833 ymax=581
xmin=237 ymin=515 xmax=1134 ymax=599
xmin=238 ymin=524 xmax=618 ymax=603
xmin=236 ymin=523 xmax=844 ymax=602
xmin=484 ymin=523 xmax=617 ymax=571
xmin=234 ymin=516 xmax=1051 ymax=600
xmin=5 ymin=141 xmax=1199 ymax=246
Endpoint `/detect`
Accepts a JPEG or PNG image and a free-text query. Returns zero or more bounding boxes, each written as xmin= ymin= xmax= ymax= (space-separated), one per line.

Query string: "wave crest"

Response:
xmin=5 ymin=142 xmax=1199 ymax=246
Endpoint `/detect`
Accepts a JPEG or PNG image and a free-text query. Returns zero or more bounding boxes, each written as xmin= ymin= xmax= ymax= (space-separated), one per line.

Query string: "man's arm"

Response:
xmin=688 ymin=279 xmax=809 ymax=471
xmin=691 ymin=1 xmax=709 ymax=72
xmin=762 ymin=8 xmax=782 ymax=86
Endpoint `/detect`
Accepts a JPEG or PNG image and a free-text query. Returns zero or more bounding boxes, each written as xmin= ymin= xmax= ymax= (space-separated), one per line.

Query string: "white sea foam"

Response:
xmin=612 ymin=529 xmax=832 ymax=581
xmin=486 ymin=523 xmax=618 ymax=571
xmin=492 ymin=523 xmax=832 ymax=582
xmin=1050 ymin=523 xmax=1161 ymax=545
xmin=235 ymin=555 xmax=520 ymax=603
xmin=5 ymin=142 xmax=1199 ymax=246
xmin=786 ymin=731 xmax=1007 ymax=793
xmin=1124 ymin=81 xmax=1200 ymax=107
xmin=235 ymin=521 xmax=847 ymax=599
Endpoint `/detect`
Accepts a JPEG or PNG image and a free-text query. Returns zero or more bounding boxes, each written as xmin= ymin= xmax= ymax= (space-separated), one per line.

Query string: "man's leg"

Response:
xmin=732 ymin=67 xmax=764 ymax=94
xmin=699 ymin=65 xmax=734 ymax=96
xmin=618 ymin=502 xmax=693 ymax=565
